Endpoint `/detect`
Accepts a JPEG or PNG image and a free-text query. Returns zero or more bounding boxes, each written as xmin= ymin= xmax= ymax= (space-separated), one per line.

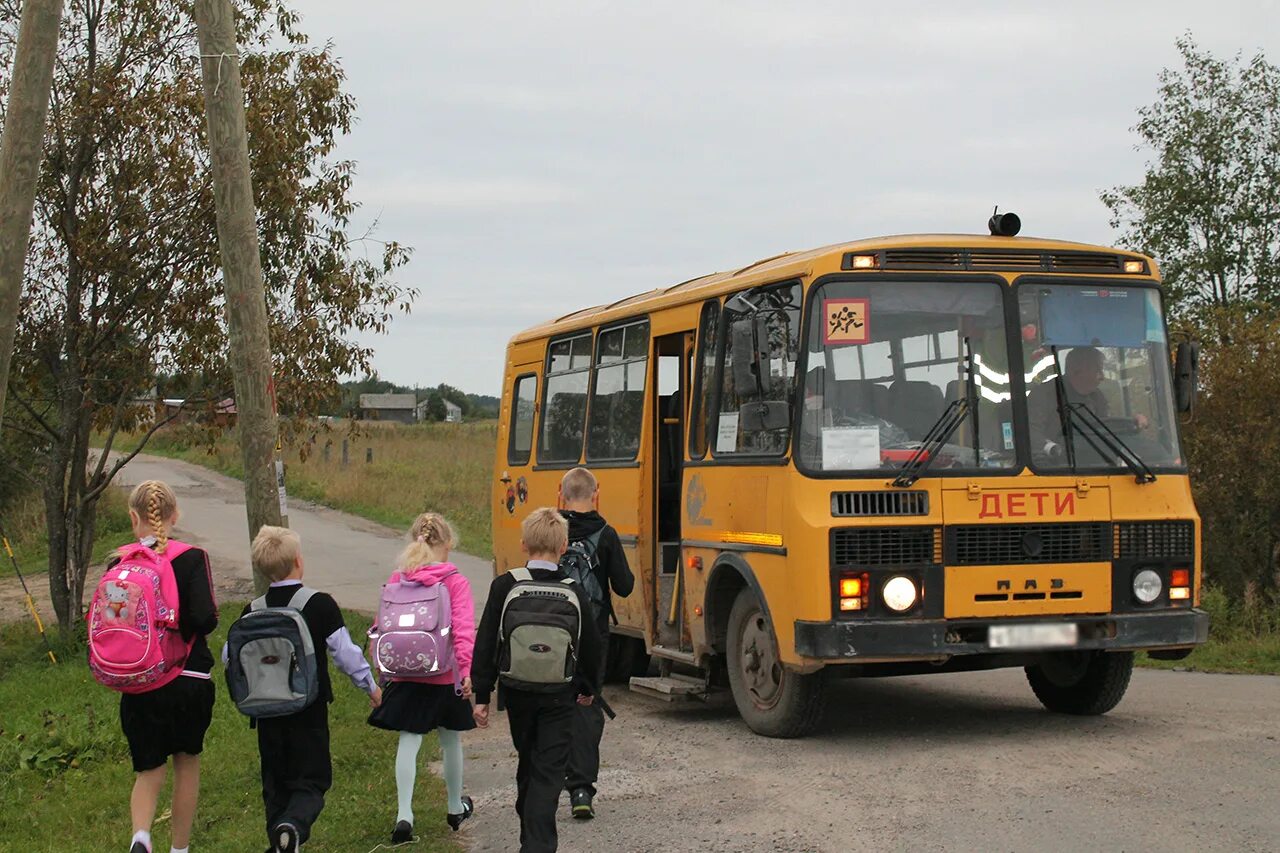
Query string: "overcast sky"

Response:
xmin=301 ymin=1 xmax=1279 ymax=396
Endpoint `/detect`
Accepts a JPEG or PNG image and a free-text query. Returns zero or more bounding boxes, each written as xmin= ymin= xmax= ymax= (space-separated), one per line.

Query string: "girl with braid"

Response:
xmin=367 ymin=512 xmax=477 ymax=842
xmin=114 ymin=480 xmax=218 ymax=853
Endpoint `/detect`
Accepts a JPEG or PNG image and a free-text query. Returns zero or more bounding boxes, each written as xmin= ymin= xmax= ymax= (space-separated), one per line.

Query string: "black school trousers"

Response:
xmin=565 ymin=613 xmax=610 ymax=796
xmin=256 ymin=706 xmax=332 ymax=846
xmin=505 ymin=688 xmax=578 ymax=853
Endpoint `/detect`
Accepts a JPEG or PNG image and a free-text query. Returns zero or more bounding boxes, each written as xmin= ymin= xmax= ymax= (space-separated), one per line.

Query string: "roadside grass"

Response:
xmin=1137 ymin=586 xmax=1280 ymax=675
xmin=0 ymin=487 xmax=133 ymax=580
xmin=0 ymin=603 xmax=458 ymax=853
xmin=140 ymin=420 xmax=496 ymax=559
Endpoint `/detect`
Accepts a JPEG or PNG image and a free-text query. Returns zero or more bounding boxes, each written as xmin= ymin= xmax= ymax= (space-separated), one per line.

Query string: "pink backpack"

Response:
xmin=373 ymin=571 xmax=461 ymax=691
xmin=87 ymin=540 xmax=193 ymax=693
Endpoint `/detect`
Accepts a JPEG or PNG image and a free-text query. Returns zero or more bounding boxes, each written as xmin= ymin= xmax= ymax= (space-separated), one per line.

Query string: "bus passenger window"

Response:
xmin=587 ymin=321 xmax=649 ymax=460
xmin=689 ymin=300 xmax=720 ymax=459
xmin=539 ymin=332 xmax=593 ymax=464
xmin=716 ymin=283 xmax=801 ymax=456
xmin=508 ymin=374 xmax=537 ymax=465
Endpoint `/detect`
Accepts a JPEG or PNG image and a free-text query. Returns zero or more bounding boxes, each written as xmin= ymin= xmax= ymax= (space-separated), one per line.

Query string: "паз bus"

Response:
xmin=491 ymin=213 xmax=1207 ymax=737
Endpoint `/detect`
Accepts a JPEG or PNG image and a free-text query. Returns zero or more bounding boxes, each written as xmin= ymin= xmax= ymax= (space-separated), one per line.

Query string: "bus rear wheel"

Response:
xmin=1025 ymin=650 xmax=1134 ymax=715
xmin=725 ymin=589 xmax=825 ymax=738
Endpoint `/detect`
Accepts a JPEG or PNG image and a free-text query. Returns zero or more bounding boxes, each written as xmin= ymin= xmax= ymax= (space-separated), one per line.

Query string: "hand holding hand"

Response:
xmin=369 ymin=686 xmax=383 ymax=709
xmin=576 ymin=694 xmax=594 ymax=706
xmin=461 ymin=677 xmax=473 ymax=699
xmin=473 ymin=703 xmax=490 ymax=728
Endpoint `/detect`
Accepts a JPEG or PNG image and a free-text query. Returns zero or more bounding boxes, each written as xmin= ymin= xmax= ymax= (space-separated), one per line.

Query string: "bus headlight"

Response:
xmin=882 ymin=576 xmax=919 ymax=613
xmin=1132 ymin=569 xmax=1162 ymax=604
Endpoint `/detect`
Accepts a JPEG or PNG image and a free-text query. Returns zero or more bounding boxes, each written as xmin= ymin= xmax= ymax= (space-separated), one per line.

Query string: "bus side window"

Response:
xmin=689 ymin=299 xmax=720 ymax=459
xmin=539 ymin=332 xmax=593 ymax=464
xmin=508 ymin=374 xmax=537 ymax=465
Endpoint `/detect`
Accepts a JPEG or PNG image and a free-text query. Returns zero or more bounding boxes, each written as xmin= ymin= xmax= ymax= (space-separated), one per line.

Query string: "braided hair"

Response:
xmin=128 ymin=480 xmax=178 ymax=553
xmin=396 ymin=512 xmax=459 ymax=570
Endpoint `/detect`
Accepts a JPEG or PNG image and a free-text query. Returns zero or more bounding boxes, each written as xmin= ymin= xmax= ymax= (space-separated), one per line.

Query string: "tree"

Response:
xmin=0 ymin=0 xmax=413 ymax=629
xmin=1101 ymin=35 xmax=1280 ymax=317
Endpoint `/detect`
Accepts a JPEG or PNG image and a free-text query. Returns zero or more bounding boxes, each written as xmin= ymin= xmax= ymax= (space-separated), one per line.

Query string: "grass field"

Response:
xmin=0 ymin=603 xmax=457 ymax=853
xmin=141 ymin=420 xmax=497 ymax=559
xmin=1 ymin=487 xmax=133 ymax=580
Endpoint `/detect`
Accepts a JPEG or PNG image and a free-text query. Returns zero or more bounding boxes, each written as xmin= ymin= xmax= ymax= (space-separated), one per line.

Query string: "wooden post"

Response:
xmin=0 ymin=0 xmax=65 ymax=425
xmin=193 ymin=0 xmax=283 ymax=594
xmin=366 ymin=446 xmax=373 ymax=464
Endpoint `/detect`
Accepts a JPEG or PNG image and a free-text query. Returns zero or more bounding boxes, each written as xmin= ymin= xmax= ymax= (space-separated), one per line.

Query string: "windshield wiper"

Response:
xmin=1065 ymin=403 xmax=1156 ymax=484
xmin=892 ymin=339 xmax=977 ymax=488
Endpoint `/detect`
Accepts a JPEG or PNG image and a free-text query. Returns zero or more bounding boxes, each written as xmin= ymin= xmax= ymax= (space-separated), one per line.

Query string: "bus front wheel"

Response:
xmin=725 ymin=589 xmax=825 ymax=738
xmin=1025 ymin=650 xmax=1134 ymax=715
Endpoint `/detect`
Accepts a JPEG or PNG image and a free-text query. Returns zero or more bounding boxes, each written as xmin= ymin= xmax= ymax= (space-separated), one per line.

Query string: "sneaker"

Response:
xmin=391 ymin=820 xmax=413 ymax=843
xmin=446 ymin=795 xmax=474 ymax=831
xmin=130 ymin=843 xmax=150 ymax=853
xmin=273 ymin=822 xmax=300 ymax=853
xmin=570 ymin=788 xmax=594 ymax=820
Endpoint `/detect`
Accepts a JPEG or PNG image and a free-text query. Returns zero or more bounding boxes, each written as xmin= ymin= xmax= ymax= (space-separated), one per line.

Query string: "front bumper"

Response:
xmin=794 ymin=609 xmax=1209 ymax=660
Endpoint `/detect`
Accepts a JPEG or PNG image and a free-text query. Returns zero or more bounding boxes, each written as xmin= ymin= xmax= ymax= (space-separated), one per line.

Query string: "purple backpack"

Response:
xmin=373 ymin=571 xmax=460 ymax=691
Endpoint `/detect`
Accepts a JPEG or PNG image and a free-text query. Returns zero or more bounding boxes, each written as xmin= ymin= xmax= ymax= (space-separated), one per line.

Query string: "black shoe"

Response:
xmin=391 ymin=819 xmax=413 ymax=843
xmin=570 ymin=788 xmax=595 ymax=820
xmin=272 ymin=822 xmax=300 ymax=853
xmin=446 ymin=795 xmax=474 ymax=831
xmin=130 ymin=843 xmax=150 ymax=853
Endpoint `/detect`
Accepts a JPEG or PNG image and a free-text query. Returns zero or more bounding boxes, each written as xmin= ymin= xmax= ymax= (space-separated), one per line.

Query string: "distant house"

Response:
xmin=443 ymin=400 xmax=463 ymax=423
xmin=157 ymin=397 xmax=238 ymax=428
xmin=359 ymin=393 xmax=417 ymax=424
xmin=415 ymin=398 xmax=432 ymax=423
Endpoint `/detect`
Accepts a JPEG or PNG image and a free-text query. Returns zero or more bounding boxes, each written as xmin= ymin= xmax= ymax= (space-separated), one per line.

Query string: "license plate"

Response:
xmin=989 ymin=623 xmax=1078 ymax=649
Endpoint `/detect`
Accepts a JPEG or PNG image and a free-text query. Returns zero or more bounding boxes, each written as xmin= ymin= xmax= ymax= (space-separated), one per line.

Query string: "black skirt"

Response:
xmin=119 ymin=675 xmax=216 ymax=772
xmin=367 ymin=680 xmax=476 ymax=734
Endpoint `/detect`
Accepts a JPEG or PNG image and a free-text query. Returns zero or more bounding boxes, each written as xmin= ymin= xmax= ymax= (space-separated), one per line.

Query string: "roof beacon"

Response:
xmin=988 ymin=208 xmax=1021 ymax=237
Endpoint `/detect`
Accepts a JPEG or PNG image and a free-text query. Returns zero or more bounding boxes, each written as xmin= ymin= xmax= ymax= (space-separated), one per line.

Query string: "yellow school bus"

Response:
xmin=491 ymin=214 xmax=1207 ymax=737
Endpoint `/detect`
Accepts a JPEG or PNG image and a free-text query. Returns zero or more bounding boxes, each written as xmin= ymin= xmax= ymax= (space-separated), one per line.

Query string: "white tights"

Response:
xmin=395 ymin=729 xmax=465 ymax=824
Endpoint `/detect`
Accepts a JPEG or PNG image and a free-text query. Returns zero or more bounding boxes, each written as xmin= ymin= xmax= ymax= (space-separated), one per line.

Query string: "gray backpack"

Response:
xmin=224 ymin=587 xmax=320 ymax=719
xmin=498 ymin=568 xmax=582 ymax=692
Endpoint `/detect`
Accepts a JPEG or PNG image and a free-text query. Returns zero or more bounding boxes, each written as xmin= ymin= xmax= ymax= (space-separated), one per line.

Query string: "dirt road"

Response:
xmin=7 ymin=455 xmax=1278 ymax=851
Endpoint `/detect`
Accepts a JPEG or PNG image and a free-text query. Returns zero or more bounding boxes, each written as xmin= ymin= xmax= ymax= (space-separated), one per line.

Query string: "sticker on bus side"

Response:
xmin=823 ymin=298 xmax=870 ymax=345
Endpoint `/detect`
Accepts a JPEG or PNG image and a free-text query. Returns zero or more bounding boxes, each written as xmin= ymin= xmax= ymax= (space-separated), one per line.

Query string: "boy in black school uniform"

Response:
xmin=557 ymin=466 xmax=633 ymax=819
xmin=240 ymin=526 xmax=383 ymax=853
xmin=472 ymin=508 xmax=603 ymax=853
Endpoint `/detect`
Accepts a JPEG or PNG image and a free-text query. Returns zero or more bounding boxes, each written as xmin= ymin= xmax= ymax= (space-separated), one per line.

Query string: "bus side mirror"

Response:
xmin=1173 ymin=341 xmax=1199 ymax=413
xmin=730 ymin=316 xmax=772 ymax=396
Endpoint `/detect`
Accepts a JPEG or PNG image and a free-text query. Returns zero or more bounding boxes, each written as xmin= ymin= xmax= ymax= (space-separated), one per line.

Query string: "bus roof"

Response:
xmin=511 ymin=232 xmax=1155 ymax=344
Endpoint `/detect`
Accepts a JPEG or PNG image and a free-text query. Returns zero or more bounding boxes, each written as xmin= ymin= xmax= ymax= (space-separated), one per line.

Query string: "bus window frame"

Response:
xmin=793 ymin=271 xmax=1027 ymax=481
xmin=507 ymin=371 xmax=538 ymax=466
xmin=585 ymin=315 xmax=652 ymax=464
xmin=1012 ymin=275 xmax=1188 ymax=478
xmin=688 ymin=298 xmax=721 ymax=461
xmin=535 ymin=328 xmax=595 ymax=467
xmin=709 ymin=278 xmax=804 ymax=463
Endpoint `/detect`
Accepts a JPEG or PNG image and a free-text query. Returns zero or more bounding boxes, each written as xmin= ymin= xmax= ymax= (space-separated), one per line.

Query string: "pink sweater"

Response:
xmin=384 ymin=563 xmax=476 ymax=685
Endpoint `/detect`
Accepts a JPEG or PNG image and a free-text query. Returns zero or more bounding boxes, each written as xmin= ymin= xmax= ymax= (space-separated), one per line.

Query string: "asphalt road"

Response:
xmin=25 ymin=454 xmax=1277 ymax=852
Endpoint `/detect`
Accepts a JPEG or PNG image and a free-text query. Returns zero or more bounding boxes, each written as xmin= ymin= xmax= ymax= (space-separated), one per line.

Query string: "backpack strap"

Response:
xmin=287 ymin=586 xmax=317 ymax=611
xmin=509 ymin=567 xmax=532 ymax=582
xmin=560 ymin=577 xmax=576 ymax=586
xmin=249 ymin=594 xmax=269 ymax=612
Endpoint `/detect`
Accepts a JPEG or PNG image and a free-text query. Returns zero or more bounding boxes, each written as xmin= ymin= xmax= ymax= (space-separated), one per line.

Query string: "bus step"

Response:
xmin=629 ymin=674 xmax=708 ymax=703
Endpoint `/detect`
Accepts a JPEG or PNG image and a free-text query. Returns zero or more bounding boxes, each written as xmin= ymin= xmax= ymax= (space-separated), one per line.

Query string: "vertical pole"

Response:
xmin=193 ymin=0 xmax=282 ymax=594
xmin=0 ymin=0 xmax=65 ymax=425
xmin=342 ymin=438 xmax=348 ymax=466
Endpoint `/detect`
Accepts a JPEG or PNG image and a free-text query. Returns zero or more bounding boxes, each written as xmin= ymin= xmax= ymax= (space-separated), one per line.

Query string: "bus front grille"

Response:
xmin=946 ymin=523 xmax=1111 ymax=566
xmin=831 ymin=490 xmax=929 ymax=517
xmin=830 ymin=526 xmax=938 ymax=567
xmin=1115 ymin=521 xmax=1195 ymax=560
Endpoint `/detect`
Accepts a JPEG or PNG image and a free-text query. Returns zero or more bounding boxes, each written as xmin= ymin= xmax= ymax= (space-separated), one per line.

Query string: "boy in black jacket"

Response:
xmin=472 ymin=508 xmax=602 ymax=853
xmin=557 ymin=466 xmax=633 ymax=819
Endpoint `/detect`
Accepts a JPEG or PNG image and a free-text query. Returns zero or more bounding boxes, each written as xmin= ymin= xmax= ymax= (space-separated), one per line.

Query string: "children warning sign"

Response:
xmin=823 ymin=298 xmax=869 ymax=345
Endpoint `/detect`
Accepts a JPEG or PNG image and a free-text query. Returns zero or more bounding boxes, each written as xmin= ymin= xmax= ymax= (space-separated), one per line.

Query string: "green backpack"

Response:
xmin=497 ymin=568 xmax=582 ymax=692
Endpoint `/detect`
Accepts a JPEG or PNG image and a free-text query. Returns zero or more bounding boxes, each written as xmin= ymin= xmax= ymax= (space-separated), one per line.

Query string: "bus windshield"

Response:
xmin=1019 ymin=283 xmax=1182 ymax=471
xmin=798 ymin=279 xmax=1015 ymax=474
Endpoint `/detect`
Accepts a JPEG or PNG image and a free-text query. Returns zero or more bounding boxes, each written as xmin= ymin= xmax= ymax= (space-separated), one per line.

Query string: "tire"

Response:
xmin=725 ymin=588 xmax=825 ymax=738
xmin=1025 ymin=651 xmax=1134 ymax=715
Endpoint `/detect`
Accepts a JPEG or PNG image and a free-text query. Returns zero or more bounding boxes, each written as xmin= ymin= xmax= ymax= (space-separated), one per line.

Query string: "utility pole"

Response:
xmin=193 ymin=0 xmax=283 ymax=593
xmin=0 ymin=0 xmax=64 ymax=425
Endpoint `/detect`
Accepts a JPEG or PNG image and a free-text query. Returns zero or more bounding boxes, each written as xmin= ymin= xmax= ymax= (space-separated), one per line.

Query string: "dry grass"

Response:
xmin=145 ymin=420 xmax=498 ymax=559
